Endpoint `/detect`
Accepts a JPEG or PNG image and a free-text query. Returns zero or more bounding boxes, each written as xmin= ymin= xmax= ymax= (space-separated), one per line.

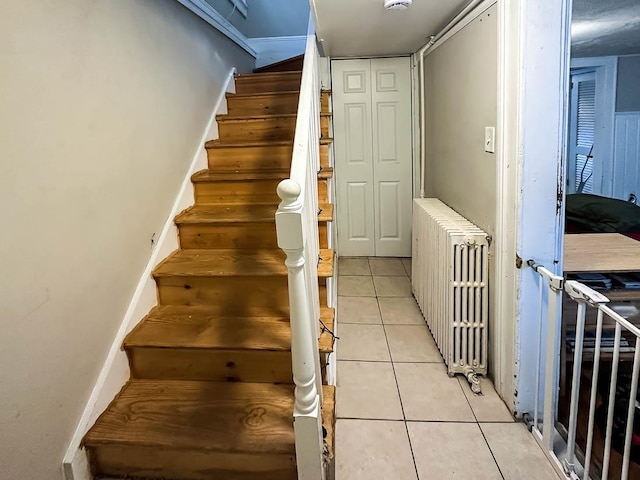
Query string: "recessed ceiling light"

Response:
xmin=384 ymin=0 xmax=413 ymax=11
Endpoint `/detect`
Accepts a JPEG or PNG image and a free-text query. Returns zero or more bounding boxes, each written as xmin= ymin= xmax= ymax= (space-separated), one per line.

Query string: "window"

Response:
xmin=568 ymin=70 xmax=596 ymax=194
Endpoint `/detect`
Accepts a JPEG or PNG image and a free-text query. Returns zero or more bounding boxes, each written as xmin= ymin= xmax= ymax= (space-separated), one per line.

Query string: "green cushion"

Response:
xmin=566 ymin=194 xmax=640 ymax=233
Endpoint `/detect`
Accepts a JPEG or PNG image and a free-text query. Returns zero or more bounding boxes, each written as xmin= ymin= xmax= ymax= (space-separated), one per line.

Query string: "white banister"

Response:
xmin=275 ymin=32 xmax=326 ymax=480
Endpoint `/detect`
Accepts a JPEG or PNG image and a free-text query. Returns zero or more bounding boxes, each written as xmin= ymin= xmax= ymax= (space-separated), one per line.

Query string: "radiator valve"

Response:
xmin=462 ymin=366 xmax=482 ymax=395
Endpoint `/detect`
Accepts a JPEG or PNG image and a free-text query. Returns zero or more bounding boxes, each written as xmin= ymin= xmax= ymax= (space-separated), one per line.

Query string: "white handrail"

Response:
xmin=275 ymin=33 xmax=325 ymax=480
xmin=529 ymin=259 xmax=640 ymax=479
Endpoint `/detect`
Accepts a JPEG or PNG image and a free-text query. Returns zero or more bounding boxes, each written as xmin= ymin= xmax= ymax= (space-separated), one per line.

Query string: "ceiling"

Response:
xmin=572 ymin=0 xmax=640 ymax=57
xmin=311 ymin=0 xmax=471 ymax=57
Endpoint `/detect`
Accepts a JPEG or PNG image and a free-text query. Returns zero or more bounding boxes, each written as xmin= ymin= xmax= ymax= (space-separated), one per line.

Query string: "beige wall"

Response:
xmin=423 ymin=5 xmax=498 ymax=373
xmin=423 ymin=5 xmax=497 ymax=235
xmin=0 ymin=1 xmax=253 ymax=479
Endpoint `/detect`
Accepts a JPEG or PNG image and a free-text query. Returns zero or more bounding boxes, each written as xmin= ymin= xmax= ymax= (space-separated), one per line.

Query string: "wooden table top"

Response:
xmin=564 ymin=233 xmax=640 ymax=273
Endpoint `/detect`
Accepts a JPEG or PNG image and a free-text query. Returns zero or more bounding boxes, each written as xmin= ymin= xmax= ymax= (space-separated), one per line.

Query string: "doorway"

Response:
xmin=567 ymin=69 xmax=596 ymax=194
xmin=331 ymin=57 xmax=413 ymax=257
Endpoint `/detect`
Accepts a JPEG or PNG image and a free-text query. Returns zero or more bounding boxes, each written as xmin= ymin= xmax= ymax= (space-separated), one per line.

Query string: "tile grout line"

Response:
xmin=456 ymin=361 xmax=507 ymax=479
xmin=337 ymin=358 xmax=443 ymax=363
xmin=371 ymin=266 xmax=421 ymax=480
xmin=337 ymin=258 xmax=522 ymax=479
xmin=477 ymin=423 xmax=507 ymax=480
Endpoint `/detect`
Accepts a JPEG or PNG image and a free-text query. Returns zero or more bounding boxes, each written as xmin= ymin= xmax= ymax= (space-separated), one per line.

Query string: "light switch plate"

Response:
xmin=484 ymin=126 xmax=495 ymax=154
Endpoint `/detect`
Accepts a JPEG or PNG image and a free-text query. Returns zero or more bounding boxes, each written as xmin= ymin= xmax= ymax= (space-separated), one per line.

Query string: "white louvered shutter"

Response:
xmin=574 ymin=76 xmax=596 ymax=193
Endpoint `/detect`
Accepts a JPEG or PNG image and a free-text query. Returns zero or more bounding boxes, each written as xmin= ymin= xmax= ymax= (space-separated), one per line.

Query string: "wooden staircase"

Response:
xmin=83 ymin=67 xmax=336 ymax=480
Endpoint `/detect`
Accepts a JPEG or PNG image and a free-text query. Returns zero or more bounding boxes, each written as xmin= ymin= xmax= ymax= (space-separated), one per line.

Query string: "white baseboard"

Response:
xmin=61 ymin=67 xmax=237 ymax=480
xmin=248 ymin=35 xmax=306 ymax=69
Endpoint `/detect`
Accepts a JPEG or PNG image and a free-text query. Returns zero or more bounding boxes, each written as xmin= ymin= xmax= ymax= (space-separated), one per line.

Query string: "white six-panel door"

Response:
xmin=332 ymin=57 xmax=412 ymax=257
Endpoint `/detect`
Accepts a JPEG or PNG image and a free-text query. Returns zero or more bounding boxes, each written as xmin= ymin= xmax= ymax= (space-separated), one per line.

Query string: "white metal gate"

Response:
xmin=529 ymin=260 xmax=640 ymax=479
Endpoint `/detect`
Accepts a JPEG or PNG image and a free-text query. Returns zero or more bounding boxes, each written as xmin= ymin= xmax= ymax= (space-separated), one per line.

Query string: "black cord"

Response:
xmin=319 ymin=319 xmax=339 ymax=340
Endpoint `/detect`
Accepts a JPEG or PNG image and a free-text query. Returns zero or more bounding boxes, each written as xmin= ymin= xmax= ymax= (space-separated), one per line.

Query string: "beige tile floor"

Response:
xmin=335 ymin=257 xmax=561 ymax=480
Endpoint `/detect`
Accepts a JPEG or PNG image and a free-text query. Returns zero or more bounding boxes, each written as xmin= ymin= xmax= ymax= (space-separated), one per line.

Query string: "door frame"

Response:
xmin=330 ymin=56 xmax=414 ymax=258
xmin=567 ymin=69 xmax=596 ymax=193
xmin=570 ymin=56 xmax=618 ymax=196
xmin=495 ymin=0 xmax=572 ymax=414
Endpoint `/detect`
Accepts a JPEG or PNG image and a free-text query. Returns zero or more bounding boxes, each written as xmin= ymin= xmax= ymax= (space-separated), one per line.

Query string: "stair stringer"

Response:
xmin=61 ymin=68 xmax=238 ymax=480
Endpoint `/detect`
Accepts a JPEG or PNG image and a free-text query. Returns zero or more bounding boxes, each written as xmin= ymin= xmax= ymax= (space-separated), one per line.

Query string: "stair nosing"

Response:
xmin=124 ymin=309 xmax=335 ymax=353
xmin=174 ymin=204 xmax=333 ymax=225
xmin=216 ymin=113 xmax=298 ymax=121
xmin=82 ymin=379 xmax=296 ymax=453
xmin=191 ymin=169 xmax=290 ymax=182
xmin=235 ymin=71 xmax=301 ymax=78
xmin=205 ymin=139 xmax=293 ymax=149
xmin=227 ymin=90 xmax=300 ymax=98
xmin=152 ymin=248 xmax=334 ymax=278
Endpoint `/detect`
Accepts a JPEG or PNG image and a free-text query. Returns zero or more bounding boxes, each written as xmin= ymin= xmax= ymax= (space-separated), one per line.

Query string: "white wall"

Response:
xmin=244 ymin=0 xmax=310 ymax=38
xmin=205 ymin=0 xmax=310 ymax=39
xmin=423 ymin=7 xmax=497 ymax=237
xmin=0 ymin=1 xmax=253 ymax=479
xmin=616 ymin=55 xmax=640 ymax=112
xmin=422 ymin=5 xmax=499 ymax=375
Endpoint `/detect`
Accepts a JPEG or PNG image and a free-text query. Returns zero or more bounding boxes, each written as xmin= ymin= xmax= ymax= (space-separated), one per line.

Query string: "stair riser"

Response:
xmin=156 ymin=276 xmax=290 ymax=312
xmin=320 ymin=144 xmax=330 ymax=168
xmin=255 ymin=56 xmax=304 ymax=73
xmin=127 ymin=348 xmax=294 ymax=383
xmin=178 ymin=223 xmax=278 ymax=249
xmin=90 ymin=445 xmax=296 ymax=480
xmin=156 ymin=278 xmax=328 ymax=312
xmin=321 ymin=91 xmax=330 ymax=112
xmin=206 ymin=144 xmax=329 ymax=171
xmin=218 ymin=117 xmax=297 ymax=142
xmin=207 ymin=144 xmax=293 ymax=171
xmin=178 ymin=223 xmax=329 ymax=249
xmin=128 ymin=348 xmax=332 ymax=385
xmin=226 ymin=93 xmax=330 ymax=117
xmin=194 ymin=179 xmax=282 ymax=205
xmin=193 ymin=179 xmax=328 ymax=205
xmin=320 ymin=224 xmax=329 ymax=249
xmin=235 ymin=75 xmax=302 ymax=94
xmin=227 ymin=93 xmax=299 ymax=116
xmin=321 ymin=115 xmax=331 ymax=138
xmin=318 ymin=179 xmax=329 ymax=204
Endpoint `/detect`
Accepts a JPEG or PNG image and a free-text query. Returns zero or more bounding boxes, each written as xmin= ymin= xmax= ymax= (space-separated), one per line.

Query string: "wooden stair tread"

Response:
xmin=228 ymin=90 xmax=300 ymax=99
xmin=318 ymin=203 xmax=334 ymax=222
xmin=205 ymin=138 xmax=330 ymax=150
xmin=322 ymin=385 xmax=336 ymax=456
xmin=217 ymin=113 xmax=297 ymax=122
xmin=318 ymin=309 xmax=336 ymax=354
xmin=192 ymin=169 xmax=289 ymax=182
xmin=83 ymin=379 xmax=295 ymax=454
xmin=235 ymin=71 xmax=301 ymax=79
xmin=153 ymin=249 xmax=334 ymax=278
xmin=192 ymin=168 xmax=331 ymax=182
xmin=176 ymin=204 xmax=277 ymax=223
xmin=124 ymin=306 xmax=335 ymax=353
xmin=318 ymin=167 xmax=333 ymax=179
xmin=175 ymin=204 xmax=333 ymax=224
xmin=205 ymin=139 xmax=293 ymax=149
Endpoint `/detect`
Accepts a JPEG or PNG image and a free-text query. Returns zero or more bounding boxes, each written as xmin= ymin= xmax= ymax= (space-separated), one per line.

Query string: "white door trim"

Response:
xmin=332 ymin=57 xmax=413 ymax=257
xmin=495 ymin=0 xmax=572 ymax=413
xmin=570 ymin=56 xmax=618 ymax=196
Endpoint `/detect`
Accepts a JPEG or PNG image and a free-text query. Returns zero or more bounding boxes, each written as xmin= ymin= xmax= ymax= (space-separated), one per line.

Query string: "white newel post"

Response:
xmin=276 ymin=179 xmax=325 ymax=480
